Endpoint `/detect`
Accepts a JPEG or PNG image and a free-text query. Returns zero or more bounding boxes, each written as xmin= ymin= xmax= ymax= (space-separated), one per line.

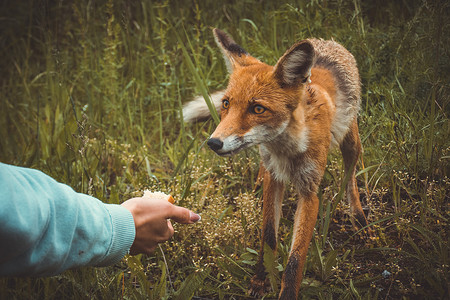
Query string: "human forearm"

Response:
xmin=0 ymin=163 xmax=135 ymax=276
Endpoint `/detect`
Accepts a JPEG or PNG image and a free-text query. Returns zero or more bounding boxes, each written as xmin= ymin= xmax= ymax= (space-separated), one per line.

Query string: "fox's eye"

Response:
xmin=252 ymin=105 xmax=266 ymax=114
xmin=222 ymin=99 xmax=230 ymax=109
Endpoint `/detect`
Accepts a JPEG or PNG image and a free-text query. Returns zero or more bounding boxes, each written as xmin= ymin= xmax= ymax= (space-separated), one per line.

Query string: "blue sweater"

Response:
xmin=0 ymin=163 xmax=135 ymax=277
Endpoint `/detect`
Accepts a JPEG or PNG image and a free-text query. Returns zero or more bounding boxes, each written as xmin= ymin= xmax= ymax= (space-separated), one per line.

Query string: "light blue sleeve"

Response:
xmin=0 ymin=163 xmax=136 ymax=277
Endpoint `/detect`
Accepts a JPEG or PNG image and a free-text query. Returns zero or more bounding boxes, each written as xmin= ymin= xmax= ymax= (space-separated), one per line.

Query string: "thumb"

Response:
xmin=168 ymin=205 xmax=201 ymax=224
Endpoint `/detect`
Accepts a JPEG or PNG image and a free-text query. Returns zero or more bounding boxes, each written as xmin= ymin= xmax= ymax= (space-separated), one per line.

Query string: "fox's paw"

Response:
xmin=249 ymin=275 xmax=270 ymax=298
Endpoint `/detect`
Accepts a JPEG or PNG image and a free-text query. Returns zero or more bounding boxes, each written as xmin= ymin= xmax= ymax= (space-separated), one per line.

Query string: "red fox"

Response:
xmin=183 ymin=28 xmax=370 ymax=299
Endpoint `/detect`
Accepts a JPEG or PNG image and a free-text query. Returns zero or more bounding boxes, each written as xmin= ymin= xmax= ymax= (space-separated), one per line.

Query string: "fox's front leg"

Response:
xmin=279 ymin=192 xmax=319 ymax=299
xmin=250 ymin=165 xmax=284 ymax=297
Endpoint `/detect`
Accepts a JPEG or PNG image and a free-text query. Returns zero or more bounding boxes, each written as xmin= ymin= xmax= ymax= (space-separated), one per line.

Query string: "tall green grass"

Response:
xmin=0 ymin=0 xmax=448 ymax=299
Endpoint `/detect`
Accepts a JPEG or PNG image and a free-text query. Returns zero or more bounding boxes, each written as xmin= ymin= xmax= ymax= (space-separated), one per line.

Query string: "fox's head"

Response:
xmin=207 ymin=29 xmax=315 ymax=156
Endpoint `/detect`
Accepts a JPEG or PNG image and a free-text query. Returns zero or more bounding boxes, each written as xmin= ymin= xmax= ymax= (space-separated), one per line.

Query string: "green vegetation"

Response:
xmin=0 ymin=0 xmax=448 ymax=299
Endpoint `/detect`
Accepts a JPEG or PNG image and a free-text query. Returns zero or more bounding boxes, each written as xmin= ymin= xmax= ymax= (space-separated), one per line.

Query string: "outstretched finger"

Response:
xmin=168 ymin=205 xmax=201 ymax=224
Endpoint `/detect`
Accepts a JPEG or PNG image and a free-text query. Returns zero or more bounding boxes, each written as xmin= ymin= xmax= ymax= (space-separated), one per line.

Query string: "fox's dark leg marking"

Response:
xmin=279 ymin=253 xmax=300 ymax=300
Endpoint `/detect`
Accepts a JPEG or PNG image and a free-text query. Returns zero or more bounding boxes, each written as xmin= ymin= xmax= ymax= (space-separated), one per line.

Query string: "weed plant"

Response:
xmin=0 ymin=0 xmax=448 ymax=299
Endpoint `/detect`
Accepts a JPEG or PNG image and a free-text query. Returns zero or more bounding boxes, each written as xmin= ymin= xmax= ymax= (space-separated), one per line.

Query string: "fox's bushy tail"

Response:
xmin=182 ymin=90 xmax=225 ymax=123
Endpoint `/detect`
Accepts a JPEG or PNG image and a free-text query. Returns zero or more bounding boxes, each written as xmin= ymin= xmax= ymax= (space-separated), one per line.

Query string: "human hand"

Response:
xmin=121 ymin=196 xmax=200 ymax=255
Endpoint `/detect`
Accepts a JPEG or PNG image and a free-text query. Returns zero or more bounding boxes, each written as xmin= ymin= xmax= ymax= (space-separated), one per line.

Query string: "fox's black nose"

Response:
xmin=207 ymin=138 xmax=223 ymax=152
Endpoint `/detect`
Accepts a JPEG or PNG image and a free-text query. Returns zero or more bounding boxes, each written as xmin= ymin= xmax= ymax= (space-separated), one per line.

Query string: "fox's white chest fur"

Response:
xmin=259 ymin=124 xmax=310 ymax=182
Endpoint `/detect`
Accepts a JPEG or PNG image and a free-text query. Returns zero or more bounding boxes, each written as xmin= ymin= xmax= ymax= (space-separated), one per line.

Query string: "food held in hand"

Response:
xmin=143 ymin=190 xmax=175 ymax=204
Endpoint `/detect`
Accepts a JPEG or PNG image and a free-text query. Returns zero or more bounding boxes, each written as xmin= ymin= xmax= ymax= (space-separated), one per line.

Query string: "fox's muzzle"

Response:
xmin=207 ymin=138 xmax=224 ymax=152
xmin=207 ymin=135 xmax=251 ymax=157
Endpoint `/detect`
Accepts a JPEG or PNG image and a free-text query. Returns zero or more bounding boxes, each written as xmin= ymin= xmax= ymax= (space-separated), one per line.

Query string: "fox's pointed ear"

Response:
xmin=273 ymin=40 xmax=315 ymax=87
xmin=213 ymin=28 xmax=259 ymax=73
